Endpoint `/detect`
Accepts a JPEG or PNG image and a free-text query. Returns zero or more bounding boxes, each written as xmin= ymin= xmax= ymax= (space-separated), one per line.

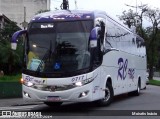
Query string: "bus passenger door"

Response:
xmin=91 ymin=68 xmax=101 ymax=100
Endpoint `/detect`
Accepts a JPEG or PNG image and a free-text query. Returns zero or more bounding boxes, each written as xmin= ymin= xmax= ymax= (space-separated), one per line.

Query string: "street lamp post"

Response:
xmin=22 ymin=7 xmax=28 ymax=30
xmin=61 ymin=0 xmax=69 ymax=10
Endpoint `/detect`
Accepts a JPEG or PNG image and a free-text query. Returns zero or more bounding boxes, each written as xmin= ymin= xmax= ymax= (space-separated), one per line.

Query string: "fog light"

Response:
xmin=24 ymin=91 xmax=31 ymax=98
xmin=79 ymin=91 xmax=89 ymax=98
xmin=82 ymin=92 xmax=86 ymax=96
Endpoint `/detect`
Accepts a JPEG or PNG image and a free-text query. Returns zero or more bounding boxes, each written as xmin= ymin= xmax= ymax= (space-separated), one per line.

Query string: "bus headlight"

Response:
xmin=27 ymin=82 xmax=34 ymax=87
xmin=74 ymin=77 xmax=95 ymax=87
xmin=75 ymin=82 xmax=83 ymax=87
xmin=21 ymin=78 xmax=34 ymax=87
xmin=24 ymin=81 xmax=34 ymax=87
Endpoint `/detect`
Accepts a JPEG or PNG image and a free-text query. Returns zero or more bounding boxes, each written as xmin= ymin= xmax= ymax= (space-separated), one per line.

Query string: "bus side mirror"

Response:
xmin=89 ymin=27 xmax=101 ymax=48
xmin=11 ymin=30 xmax=27 ymax=50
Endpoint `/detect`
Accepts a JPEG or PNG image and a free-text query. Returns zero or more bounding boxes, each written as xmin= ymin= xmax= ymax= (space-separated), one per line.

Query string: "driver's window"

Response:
xmin=92 ymin=18 xmax=106 ymax=65
xmin=95 ymin=17 xmax=106 ymax=49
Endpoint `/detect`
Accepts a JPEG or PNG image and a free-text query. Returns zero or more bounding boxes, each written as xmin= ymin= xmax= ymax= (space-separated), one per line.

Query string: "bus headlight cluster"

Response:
xmin=74 ymin=77 xmax=94 ymax=87
xmin=23 ymin=81 xmax=34 ymax=87
xmin=75 ymin=82 xmax=83 ymax=87
xmin=21 ymin=78 xmax=35 ymax=87
xmin=25 ymin=82 xmax=34 ymax=87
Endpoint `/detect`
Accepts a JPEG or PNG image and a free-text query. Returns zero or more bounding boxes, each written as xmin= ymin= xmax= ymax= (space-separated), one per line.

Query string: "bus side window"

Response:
xmin=105 ymin=19 xmax=116 ymax=50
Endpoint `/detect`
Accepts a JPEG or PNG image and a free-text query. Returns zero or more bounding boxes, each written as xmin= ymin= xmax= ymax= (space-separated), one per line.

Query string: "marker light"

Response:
xmin=20 ymin=78 xmax=24 ymax=84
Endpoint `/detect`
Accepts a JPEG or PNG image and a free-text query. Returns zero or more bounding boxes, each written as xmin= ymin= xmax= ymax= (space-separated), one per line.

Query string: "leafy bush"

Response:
xmin=0 ymin=74 xmax=21 ymax=82
xmin=0 ymin=21 xmax=23 ymax=74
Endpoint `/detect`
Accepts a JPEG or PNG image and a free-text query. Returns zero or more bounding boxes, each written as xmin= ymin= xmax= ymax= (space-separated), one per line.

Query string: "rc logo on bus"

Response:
xmin=117 ymin=58 xmax=135 ymax=81
xmin=117 ymin=58 xmax=128 ymax=80
xmin=25 ymin=76 xmax=33 ymax=82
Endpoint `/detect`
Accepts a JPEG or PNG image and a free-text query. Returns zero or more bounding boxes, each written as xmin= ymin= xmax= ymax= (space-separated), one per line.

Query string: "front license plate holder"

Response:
xmin=47 ymin=96 xmax=61 ymax=102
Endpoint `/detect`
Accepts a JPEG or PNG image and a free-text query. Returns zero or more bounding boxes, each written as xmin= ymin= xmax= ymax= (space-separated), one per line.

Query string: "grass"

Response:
xmin=0 ymin=74 xmax=21 ymax=82
xmin=149 ymin=79 xmax=160 ymax=86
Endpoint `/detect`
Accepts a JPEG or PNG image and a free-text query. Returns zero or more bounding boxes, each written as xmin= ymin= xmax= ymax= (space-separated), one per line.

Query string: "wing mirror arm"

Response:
xmin=11 ymin=30 xmax=27 ymax=50
xmin=89 ymin=27 xmax=101 ymax=48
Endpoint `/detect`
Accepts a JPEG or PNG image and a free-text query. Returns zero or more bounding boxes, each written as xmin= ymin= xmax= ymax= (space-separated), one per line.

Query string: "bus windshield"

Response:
xmin=27 ymin=20 xmax=93 ymax=73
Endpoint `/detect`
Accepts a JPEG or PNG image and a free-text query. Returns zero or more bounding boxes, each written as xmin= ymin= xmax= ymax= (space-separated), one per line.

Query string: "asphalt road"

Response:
xmin=1 ymin=85 xmax=160 ymax=119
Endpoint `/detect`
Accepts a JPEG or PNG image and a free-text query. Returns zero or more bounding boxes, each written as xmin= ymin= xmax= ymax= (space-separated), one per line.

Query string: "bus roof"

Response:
xmin=30 ymin=9 xmax=140 ymax=36
xmin=31 ymin=10 xmax=96 ymax=22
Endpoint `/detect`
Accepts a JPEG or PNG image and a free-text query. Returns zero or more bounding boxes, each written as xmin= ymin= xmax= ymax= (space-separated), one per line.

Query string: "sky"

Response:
xmin=50 ymin=0 xmax=160 ymax=24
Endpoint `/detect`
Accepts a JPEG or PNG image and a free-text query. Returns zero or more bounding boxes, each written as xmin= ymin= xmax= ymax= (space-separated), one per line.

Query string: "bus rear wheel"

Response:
xmin=133 ymin=80 xmax=141 ymax=96
xmin=44 ymin=102 xmax=63 ymax=107
xmin=96 ymin=83 xmax=113 ymax=106
xmin=128 ymin=80 xmax=141 ymax=96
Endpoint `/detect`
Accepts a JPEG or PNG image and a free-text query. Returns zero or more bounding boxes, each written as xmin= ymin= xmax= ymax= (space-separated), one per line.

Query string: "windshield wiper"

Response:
xmin=36 ymin=40 xmax=52 ymax=72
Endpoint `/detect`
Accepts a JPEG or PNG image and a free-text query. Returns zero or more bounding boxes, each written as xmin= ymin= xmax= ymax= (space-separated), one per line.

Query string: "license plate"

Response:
xmin=47 ymin=96 xmax=61 ymax=101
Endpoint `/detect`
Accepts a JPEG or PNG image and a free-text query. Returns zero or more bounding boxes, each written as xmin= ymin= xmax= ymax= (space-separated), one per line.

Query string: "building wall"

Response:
xmin=0 ymin=0 xmax=50 ymax=28
xmin=0 ymin=14 xmax=11 ymax=29
xmin=0 ymin=15 xmax=4 ymax=29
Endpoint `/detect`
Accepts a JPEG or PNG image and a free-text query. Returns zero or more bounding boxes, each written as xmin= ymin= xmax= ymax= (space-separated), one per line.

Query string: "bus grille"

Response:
xmin=32 ymin=84 xmax=75 ymax=92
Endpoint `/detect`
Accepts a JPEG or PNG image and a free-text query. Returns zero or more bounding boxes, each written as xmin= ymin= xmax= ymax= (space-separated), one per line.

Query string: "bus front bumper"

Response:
xmin=22 ymin=83 xmax=93 ymax=103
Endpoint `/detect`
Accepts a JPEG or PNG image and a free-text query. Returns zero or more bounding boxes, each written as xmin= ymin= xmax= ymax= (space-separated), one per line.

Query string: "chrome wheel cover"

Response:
xmin=103 ymin=87 xmax=110 ymax=102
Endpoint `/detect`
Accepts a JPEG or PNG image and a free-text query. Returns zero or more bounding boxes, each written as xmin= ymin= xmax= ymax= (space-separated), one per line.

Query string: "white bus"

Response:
xmin=11 ymin=10 xmax=147 ymax=106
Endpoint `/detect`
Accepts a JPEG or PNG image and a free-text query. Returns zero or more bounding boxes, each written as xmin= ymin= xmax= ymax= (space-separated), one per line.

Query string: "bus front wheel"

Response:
xmin=96 ymin=83 xmax=113 ymax=106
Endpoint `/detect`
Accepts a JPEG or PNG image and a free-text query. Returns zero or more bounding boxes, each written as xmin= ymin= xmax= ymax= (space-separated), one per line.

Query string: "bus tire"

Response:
xmin=128 ymin=80 xmax=140 ymax=96
xmin=134 ymin=80 xmax=141 ymax=96
xmin=44 ymin=102 xmax=63 ymax=107
xmin=96 ymin=83 xmax=113 ymax=106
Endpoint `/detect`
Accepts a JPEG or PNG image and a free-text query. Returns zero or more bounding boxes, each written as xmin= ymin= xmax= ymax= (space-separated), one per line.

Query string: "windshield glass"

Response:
xmin=27 ymin=21 xmax=93 ymax=73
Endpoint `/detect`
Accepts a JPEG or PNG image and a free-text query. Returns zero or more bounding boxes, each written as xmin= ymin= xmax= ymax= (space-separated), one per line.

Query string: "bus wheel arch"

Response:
xmin=129 ymin=77 xmax=141 ymax=96
xmin=96 ymin=77 xmax=114 ymax=106
xmin=138 ymin=77 xmax=141 ymax=88
xmin=136 ymin=77 xmax=141 ymax=95
xmin=107 ymin=77 xmax=112 ymax=86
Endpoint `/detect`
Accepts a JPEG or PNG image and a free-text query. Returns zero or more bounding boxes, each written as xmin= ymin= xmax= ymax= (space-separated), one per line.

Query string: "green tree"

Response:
xmin=118 ymin=9 xmax=137 ymax=28
xmin=0 ymin=22 xmax=20 ymax=40
xmin=144 ymin=8 xmax=160 ymax=79
xmin=0 ymin=21 xmax=22 ymax=74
